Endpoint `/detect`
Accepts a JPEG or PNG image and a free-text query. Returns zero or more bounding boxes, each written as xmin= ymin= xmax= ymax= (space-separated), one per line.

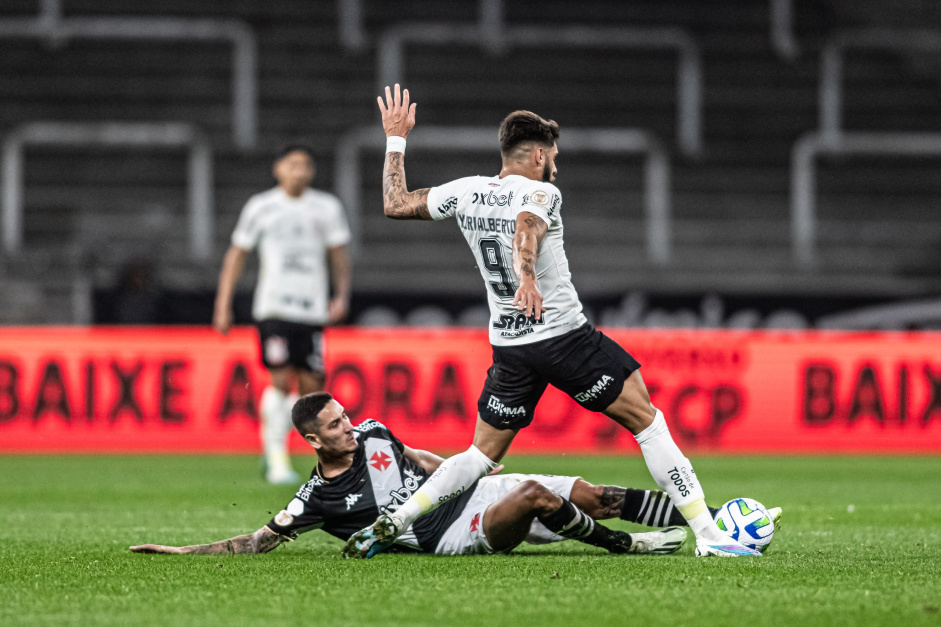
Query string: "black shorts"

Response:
xmin=256 ymin=319 xmax=325 ymax=373
xmin=478 ymin=323 xmax=641 ymax=430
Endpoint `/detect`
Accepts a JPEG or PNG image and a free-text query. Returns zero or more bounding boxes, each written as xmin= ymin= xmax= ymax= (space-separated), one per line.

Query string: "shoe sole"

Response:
xmin=342 ymin=518 xmax=399 ymax=559
xmin=695 ymin=543 xmax=761 ymax=557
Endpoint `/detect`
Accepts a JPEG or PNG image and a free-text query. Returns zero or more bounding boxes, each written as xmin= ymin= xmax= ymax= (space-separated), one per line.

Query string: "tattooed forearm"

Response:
xmin=596 ymin=486 xmax=627 ymax=519
xmin=182 ymin=527 xmax=288 ymax=555
xmin=523 ymin=216 xmax=543 ymax=230
xmin=382 ymin=152 xmax=431 ymax=220
xmin=513 ymin=213 xmax=546 ymax=284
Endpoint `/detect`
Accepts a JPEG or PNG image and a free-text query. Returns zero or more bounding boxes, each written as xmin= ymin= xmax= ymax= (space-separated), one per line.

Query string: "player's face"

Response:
xmin=541 ymin=144 xmax=558 ymax=183
xmin=274 ymin=151 xmax=315 ymax=196
xmin=311 ymin=400 xmax=357 ymax=455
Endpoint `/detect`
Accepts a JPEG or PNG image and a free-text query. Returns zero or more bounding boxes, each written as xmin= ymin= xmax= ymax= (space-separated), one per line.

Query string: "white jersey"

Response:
xmin=427 ymin=174 xmax=587 ymax=346
xmin=231 ymin=187 xmax=351 ymax=325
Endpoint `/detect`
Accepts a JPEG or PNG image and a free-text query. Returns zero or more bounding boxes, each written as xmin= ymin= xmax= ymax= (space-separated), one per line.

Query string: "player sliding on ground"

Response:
xmin=128 ymin=393 xmax=757 ymax=558
xmin=130 ymin=392 xmax=728 ymax=555
xmin=344 ymin=85 xmax=761 ymax=559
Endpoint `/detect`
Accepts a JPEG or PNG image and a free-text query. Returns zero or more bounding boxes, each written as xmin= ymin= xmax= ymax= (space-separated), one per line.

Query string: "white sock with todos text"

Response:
xmin=260 ymin=386 xmax=294 ymax=480
xmin=388 ymin=445 xmax=498 ymax=532
xmin=634 ymin=409 xmax=723 ymax=542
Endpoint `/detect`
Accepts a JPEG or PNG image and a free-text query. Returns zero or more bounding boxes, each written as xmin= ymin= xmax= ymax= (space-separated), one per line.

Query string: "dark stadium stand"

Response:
xmin=1 ymin=0 xmax=941 ymax=323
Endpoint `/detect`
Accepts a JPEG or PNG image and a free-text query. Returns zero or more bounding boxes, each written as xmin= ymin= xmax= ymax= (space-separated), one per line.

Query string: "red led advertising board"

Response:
xmin=1 ymin=327 xmax=940 ymax=454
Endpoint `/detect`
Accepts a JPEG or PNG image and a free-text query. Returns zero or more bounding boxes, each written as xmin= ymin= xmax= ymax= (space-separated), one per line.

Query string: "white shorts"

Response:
xmin=433 ymin=473 xmax=580 ymax=556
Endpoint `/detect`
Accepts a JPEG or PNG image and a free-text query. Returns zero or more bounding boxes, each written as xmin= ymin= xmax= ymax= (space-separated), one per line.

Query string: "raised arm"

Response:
xmin=512 ymin=212 xmax=549 ymax=321
xmin=129 ymin=525 xmax=290 ymax=555
xmin=377 ymin=84 xmax=432 ymax=221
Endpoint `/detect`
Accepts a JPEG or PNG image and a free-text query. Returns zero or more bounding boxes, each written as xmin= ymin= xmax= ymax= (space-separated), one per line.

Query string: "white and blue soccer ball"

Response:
xmin=714 ymin=497 xmax=775 ymax=553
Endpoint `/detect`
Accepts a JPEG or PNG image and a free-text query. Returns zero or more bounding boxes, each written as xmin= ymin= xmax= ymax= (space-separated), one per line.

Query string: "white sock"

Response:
xmin=260 ymin=386 xmax=294 ymax=480
xmin=388 ymin=445 xmax=498 ymax=531
xmin=634 ymin=409 xmax=724 ymax=542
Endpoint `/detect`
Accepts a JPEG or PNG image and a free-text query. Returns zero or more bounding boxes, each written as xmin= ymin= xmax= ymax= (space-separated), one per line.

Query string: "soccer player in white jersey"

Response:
xmin=343 ymin=85 xmax=760 ymax=558
xmin=214 ymin=145 xmax=352 ymax=484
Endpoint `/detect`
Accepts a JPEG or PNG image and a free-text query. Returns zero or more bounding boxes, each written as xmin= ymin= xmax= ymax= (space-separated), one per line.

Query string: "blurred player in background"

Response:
xmin=214 ymin=145 xmax=352 ymax=484
xmin=345 ymin=85 xmax=760 ymax=558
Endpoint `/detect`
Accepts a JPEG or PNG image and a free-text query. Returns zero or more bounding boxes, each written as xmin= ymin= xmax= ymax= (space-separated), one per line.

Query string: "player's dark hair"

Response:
xmin=498 ymin=111 xmax=560 ymax=158
xmin=275 ymin=143 xmax=315 ymax=162
xmin=292 ymin=392 xmax=333 ymax=435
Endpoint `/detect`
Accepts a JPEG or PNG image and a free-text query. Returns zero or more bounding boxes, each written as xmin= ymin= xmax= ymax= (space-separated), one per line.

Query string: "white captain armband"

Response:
xmin=385 ymin=136 xmax=407 ymax=154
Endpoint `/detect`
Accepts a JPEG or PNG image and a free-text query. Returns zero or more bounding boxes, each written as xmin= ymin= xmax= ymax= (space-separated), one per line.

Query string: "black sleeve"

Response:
xmin=353 ymin=419 xmax=405 ymax=453
xmin=267 ymin=493 xmax=324 ymax=538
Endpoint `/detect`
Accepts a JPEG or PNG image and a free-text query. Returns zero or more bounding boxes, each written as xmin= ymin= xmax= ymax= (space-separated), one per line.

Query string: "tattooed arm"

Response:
xmin=376 ymin=84 xmax=432 ymax=221
xmin=512 ymin=211 xmax=549 ymax=320
xmin=129 ymin=526 xmax=291 ymax=555
xmin=382 ymin=153 xmax=432 ymax=221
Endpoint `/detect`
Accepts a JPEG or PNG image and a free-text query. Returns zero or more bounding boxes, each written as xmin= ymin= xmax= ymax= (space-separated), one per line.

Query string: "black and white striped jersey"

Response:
xmin=266 ymin=420 xmax=476 ymax=552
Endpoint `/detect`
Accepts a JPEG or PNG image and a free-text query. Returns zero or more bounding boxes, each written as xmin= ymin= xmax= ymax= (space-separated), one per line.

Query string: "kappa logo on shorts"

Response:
xmin=487 ymin=395 xmax=527 ymax=417
xmin=574 ymin=375 xmax=615 ymax=403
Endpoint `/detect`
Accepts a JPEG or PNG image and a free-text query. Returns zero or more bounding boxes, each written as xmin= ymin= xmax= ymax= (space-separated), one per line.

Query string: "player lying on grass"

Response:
xmin=131 ymin=393 xmax=763 ymax=558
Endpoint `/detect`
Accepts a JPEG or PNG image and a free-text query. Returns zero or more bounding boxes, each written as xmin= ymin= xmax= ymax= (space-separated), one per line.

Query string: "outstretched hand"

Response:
xmin=377 ymin=83 xmax=416 ymax=138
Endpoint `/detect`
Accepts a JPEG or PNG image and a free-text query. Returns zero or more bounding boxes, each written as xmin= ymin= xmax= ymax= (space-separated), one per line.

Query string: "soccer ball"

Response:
xmin=714 ymin=498 xmax=775 ymax=552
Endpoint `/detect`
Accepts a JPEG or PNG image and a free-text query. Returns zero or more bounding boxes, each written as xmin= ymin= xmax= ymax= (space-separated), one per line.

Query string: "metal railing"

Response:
xmin=0 ymin=0 xmax=258 ymax=148
xmin=376 ymin=24 xmax=703 ymax=157
xmin=2 ymin=122 xmax=214 ymax=260
xmin=336 ymin=126 xmax=672 ymax=264
xmin=791 ymin=131 xmax=941 ymax=267
xmin=819 ymin=29 xmax=941 ymax=140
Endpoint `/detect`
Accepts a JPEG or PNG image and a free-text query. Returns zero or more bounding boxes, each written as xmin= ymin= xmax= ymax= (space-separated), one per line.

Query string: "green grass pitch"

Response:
xmin=1 ymin=454 xmax=939 ymax=626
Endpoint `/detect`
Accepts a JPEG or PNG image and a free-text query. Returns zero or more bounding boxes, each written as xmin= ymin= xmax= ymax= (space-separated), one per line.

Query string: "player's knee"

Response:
xmin=516 ymin=480 xmax=561 ymax=514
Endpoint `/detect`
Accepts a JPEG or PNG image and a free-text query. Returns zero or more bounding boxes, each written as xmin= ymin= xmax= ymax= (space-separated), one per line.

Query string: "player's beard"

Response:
xmin=542 ymin=161 xmax=552 ymax=182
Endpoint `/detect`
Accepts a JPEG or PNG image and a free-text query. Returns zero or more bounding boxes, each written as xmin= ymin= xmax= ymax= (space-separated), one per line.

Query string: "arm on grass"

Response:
xmin=129 ymin=525 xmax=291 ymax=555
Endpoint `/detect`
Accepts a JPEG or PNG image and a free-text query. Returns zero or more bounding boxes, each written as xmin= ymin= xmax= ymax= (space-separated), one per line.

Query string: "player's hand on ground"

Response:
xmin=377 ymin=84 xmax=416 ymax=138
xmin=213 ymin=307 xmax=233 ymax=335
xmin=513 ymin=283 xmax=546 ymax=321
xmin=129 ymin=544 xmax=191 ymax=554
xmin=327 ymin=297 xmax=349 ymax=325
xmin=487 ymin=464 xmax=505 ymax=476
